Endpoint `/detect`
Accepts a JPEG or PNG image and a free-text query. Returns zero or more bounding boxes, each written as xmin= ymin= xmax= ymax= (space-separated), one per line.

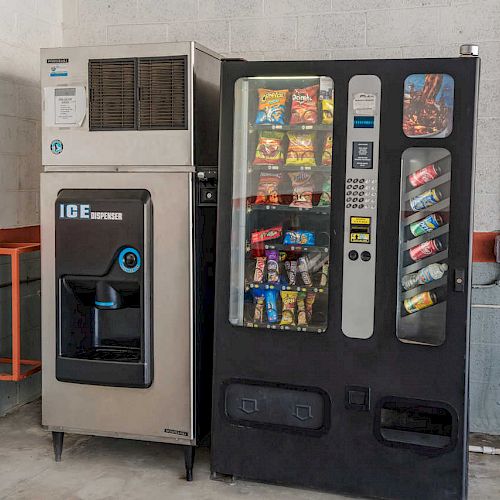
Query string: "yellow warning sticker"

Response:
xmin=351 ymin=216 xmax=371 ymax=225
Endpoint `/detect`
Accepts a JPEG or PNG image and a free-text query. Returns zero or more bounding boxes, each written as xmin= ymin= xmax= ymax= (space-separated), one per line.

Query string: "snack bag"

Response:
xmin=285 ymin=260 xmax=297 ymax=286
xmin=255 ymin=172 xmax=281 ymax=205
xmin=253 ymin=131 xmax=284 ymax=166
xmin=290 ymin=85 xmax=319 ymax=125
xmin=321 ymin=94 xmax=334 ymax=125
xmin=288 ymin=172 xmax=314 ymax=208
xmin=318 ymin=176 xmax=331 ymax=206
xmin=283 ymin=230 xmax=315 ymax=246
xmin=256 ymin=88 xmax=289 ymax=125
xmin=305 ymin=291 xmax=316 ymax=323
xmin=320 ymin=262 xmax=329 ymax=287
xmin=297 ymin=292 xmax=307 ymax=326
xmin=253 ymin=256 xmax=266 ymax=283
xmin=321 ymin=134 xmax=333 ymax=166
xmin=252 ymin=289 xmax=265 ymax=322
xmin=286 ymin=132 xmax=316 ymax=167
xmin=280 ymin=291 xmax=298 ymax=325
xmin=265 ymin=249 xmax=280 ymax=283
xmin=298 ymin=256 xmax=312 ymax=286
xmin=251 ymin=226 xmax=282 ymax=244
xmin=264 ymin=289 xmax=279 ymax=323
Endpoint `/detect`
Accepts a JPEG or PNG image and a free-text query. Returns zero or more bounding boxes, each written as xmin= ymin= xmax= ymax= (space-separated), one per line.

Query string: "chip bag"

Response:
xmin=253 ymin=256 xmax=266 ymax=283
xmin=297 ymin=292 xmax=307 ymax=326
xmin=318 ymin=176 xmax=331 ymax=207
xmin=264 ymin=289 xmax=279 ymax=323
xmin=321 ymin=134 xmax=333 ymax=166
xmin=252 ymin=289 xmax=265 ymax=323
xmin=280 ymin=291 xmax=298 ymax=326
xmin=256 ymin=88 xmax=288 ymax=125
xmin=253 ymin=131 xmax=284 ymax=166
xmin=265 ymin=249 xmax=280 ymax=283
xmin=255 ymin=172 xmax=281 ymax=205
xmin=286 ymin=132 xmax=316 ymax=167
xmin=320 ymin=83 xmax=334 ymax=124
xmin=290 ymin=85 xmax=319 ymax=125
xmin=288 ymin=172 xmax=313 ymax=208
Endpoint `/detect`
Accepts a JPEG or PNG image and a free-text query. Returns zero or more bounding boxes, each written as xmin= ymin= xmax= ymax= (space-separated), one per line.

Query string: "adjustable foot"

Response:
xmin=184 ymin=445 xmax=195 ymax=481
xmin=52 ymin=431 xmax=64 ymax=462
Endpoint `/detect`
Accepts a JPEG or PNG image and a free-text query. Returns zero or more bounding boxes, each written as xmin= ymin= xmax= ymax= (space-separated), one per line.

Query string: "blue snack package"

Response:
xmin=264 ymin=289 xmax=279 ymax=323
xmin=283 ymin=230 xmax=315 ymax=246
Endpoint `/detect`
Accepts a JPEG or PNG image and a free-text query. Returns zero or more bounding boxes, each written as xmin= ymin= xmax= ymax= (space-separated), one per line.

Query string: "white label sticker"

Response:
xmin=44 ymin=86 xmax=87 ymax=128
xmin=353 ymin=93 xmax=376 ymax=115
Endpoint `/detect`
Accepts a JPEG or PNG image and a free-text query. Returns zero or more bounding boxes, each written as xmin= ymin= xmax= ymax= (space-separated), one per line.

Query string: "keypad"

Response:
xmin=345 ymin=176 xmax=377 ymax=210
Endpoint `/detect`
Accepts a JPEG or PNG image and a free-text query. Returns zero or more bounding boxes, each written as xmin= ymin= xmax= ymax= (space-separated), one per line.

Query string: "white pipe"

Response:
xmin=469 ymin=445 xmax=500 ymax=455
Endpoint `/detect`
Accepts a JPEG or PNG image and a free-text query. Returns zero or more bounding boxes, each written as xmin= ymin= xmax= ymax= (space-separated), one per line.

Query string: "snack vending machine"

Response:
xmin=40 ymin=42 xmax=220 ymax=480
xmin=211 ymin=46 xmax=479 ymax=499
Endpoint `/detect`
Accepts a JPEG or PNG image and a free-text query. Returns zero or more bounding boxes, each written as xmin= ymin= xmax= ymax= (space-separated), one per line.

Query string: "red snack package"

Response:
xmin=251 ymin=226 xmax=283 ymax=244
xmin=288 ymin=172 xmax=313 ymax=208
xmin=290 ymin=85 xmax=319 ymax=125
xmin=255 ymin=172 xmax=281 ymax=205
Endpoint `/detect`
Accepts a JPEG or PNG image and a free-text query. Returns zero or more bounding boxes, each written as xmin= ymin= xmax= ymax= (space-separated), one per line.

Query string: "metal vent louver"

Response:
xmin=89 ymin=59 xmax=136 ymax=131
xmin=138 ymin=56 xmax=187 ymax=130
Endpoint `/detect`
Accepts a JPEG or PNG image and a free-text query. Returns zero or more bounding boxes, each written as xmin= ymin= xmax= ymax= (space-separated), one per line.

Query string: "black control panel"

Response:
xmin=197 ymin=167 xmax=218 ymax=206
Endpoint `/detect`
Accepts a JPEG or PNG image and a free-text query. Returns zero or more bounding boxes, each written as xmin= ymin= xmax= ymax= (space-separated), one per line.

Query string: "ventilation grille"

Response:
xmin=89 ymin=59 xmax=136 ymax=131
xmin=138 ymin=56 xmax=187 ymax=130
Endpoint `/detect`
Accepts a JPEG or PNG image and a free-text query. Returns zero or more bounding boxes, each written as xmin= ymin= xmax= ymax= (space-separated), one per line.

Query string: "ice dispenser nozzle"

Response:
xmin=95 ymin=281 xmax=123 ymax=309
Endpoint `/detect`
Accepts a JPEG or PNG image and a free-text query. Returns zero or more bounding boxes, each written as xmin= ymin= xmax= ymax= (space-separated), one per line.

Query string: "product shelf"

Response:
xmin=402 ymin=199 xmax=450 ymax=225
xmin=248 ymin=164 xmax=332 ymax=173
xmin=400 ymin=275 xmax=448 ymax=300
xmin=244 ymin=320 xmax=326 ymax=334
xmin=402 ymin=249 xmax=449 ymax=274
xmin=249 ymin=123 xmax=332 ymax=132
xmin=246 ymin=282 xmax=328 ymax=294
xmin=247 ymin=243 xmax=329 ymax=253
xmin=402 ymin=224 xmax=450 ymax=251
xmin=248 ymin=204 xmax=330 ymax=215
xmin=403 ymin=172 xmax=451 ymax=201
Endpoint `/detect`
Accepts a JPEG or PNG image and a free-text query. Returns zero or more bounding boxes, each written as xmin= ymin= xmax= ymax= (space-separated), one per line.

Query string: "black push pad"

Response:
xmin=225 ymin=382 xmax=327 ymax=431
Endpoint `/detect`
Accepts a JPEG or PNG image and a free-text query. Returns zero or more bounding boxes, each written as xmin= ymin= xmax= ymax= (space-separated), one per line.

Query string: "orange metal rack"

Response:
xmin=0 ymin=242 xmax=42 ymax=382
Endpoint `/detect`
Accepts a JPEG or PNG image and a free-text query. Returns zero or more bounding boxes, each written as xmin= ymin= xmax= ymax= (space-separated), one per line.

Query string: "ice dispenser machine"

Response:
xmin=56 ymin=190 xmax=151 ymax=388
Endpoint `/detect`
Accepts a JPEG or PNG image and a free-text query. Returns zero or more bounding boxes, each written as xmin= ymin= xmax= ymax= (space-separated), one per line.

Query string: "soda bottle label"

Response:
xmin=409 ymin=239 xmax=441 ymax=261
xmin=409 ymin=189 xmax=441 ymax=211
xmin=409 ymin=213 xmax=442 ymax=237
xmin=408 ymin=164 xmax=440 ymax=188
xmin=403 ymin=291 xmax=437 ymax=314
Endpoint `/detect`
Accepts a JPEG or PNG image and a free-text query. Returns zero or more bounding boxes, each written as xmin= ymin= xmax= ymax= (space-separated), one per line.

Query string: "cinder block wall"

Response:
xmin=0 ymin=1 xmax=61 ymax=414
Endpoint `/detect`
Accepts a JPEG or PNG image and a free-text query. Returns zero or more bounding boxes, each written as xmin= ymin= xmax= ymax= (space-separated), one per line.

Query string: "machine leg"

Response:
xmin=184 ymin=445 xmax=195 ymax=481
xmin=52 ymin=431 xmax=64 ymax=462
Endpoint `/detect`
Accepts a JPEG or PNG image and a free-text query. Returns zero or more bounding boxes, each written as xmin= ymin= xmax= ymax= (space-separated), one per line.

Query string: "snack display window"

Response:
xmin=228 ymin=76 xmax=334 ymax=333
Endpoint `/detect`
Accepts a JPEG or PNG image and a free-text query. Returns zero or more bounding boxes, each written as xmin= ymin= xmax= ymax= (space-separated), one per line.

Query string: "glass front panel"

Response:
xmin=229 ymin=76 xmax=334 ymax=333
xmin=403 ymin=74 xmax=454 ymax=139
xmin=397 ymin=148 xmax=451 ymax=346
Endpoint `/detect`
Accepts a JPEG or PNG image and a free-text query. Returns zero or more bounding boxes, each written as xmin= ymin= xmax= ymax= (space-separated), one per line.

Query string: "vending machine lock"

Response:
xmin=197 ymin=167 xmax=218 ymax=206
xmin=454 ymin=268 xmax=465 ymax=292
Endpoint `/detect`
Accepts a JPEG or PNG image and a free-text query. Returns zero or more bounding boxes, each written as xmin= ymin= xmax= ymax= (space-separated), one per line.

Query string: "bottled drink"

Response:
xmin=401 ymin=263 xmax=448 ymax=291
xmin=404 ymin=291 xmax=437 ymax=314
xmin=409 ymin=188 xmax=442 ymax=211
xmin=409 ymin=238 xmax=443 ymax=262
xmin=409 ymin=213 xmax=443 ymax=237
xmin=408 ymin=164 xmax=441 ymax=188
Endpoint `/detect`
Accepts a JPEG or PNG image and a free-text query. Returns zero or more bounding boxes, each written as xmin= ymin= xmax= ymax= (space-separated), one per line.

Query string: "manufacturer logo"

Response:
xmin=47 ymin=58 xmax=69 ymax=64
xmin=58 ymin=203 xmax=123 ymax=221
xmin=164 ymin=428 xmax=189 ymax=437
xmin=50 ymin=139 xmax=63 ymax=155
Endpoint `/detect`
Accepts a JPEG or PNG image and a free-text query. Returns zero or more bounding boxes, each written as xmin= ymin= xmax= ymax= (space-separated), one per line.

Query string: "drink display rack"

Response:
xmin=235 ymin=77 xmax=334 ymax=334
xmin=397 ymin=149 xmax=452 ymax=345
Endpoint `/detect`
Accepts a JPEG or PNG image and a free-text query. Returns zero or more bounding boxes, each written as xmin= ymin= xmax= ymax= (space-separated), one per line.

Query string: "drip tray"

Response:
xmin=69 ymin=347 xmax=141 ymax=362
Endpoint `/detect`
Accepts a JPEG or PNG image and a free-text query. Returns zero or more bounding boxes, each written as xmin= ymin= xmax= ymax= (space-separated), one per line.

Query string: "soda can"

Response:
xmin=409 ymin=213 xmax=443 ymax=237
xmin=408 ymin=164 xmax=441 ymax=188
xmin=404 ymin=291 xmax=437 ymax=314
xmin=409 ymin=188 xmax=442 ymax=211
xmin=409 ymin=238 xmax=443 ymax=262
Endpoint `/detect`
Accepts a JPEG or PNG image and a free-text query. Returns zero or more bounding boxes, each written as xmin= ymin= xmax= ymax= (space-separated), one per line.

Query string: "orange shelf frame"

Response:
xmin=0 ymin=243 xmax=42 ymax=382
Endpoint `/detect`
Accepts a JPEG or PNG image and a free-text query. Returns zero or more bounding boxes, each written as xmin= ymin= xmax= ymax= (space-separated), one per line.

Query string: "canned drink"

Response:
xmin=409 ymin=188 xmax=442 ymax=211
xmin=409 ymin=213 xmax=443 ymax=237
xmin=409 ymin=238 xmax=443 ymax=262
xmin=404 ymin=291 xmax=437 ymax=314
xmin=408 ymin=164 xmax=441 ymax=188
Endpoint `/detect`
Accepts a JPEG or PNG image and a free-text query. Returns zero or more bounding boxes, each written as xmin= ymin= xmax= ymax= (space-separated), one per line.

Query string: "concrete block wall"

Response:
xmin=0 ymin=1 xmax=61 ymax=414
xmin=0 ymin=1 xmax=62 ymax=229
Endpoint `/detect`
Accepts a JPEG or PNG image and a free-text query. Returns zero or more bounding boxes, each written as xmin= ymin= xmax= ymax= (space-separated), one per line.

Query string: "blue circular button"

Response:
xmin=118 ymin=247 xmax=141 ymax=273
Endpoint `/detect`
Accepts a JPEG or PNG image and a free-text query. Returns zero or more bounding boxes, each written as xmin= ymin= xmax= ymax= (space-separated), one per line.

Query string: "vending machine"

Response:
xmin=41 ymin=42 xmax=220 ymax=480
xmin=211 ymin=45 xmax=479 ymax=499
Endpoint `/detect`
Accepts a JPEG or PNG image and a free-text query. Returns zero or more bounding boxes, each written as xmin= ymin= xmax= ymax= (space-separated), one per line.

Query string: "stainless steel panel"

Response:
xmin=41 ymin=171 xmax=194 ymax=445
xmin=342 ymin=75 xmax=381 ymax=339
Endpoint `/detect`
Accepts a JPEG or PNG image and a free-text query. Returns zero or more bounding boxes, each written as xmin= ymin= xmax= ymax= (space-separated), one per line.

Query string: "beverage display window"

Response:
xmin=228 ymin=77 xmax=334 ymax=333
xmin=397 ymin=148 xmax=451 ymax=346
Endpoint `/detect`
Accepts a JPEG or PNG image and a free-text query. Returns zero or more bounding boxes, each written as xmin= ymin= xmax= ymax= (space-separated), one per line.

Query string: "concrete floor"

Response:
xmin=0 ymin=401 xmax=499 ymax=500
